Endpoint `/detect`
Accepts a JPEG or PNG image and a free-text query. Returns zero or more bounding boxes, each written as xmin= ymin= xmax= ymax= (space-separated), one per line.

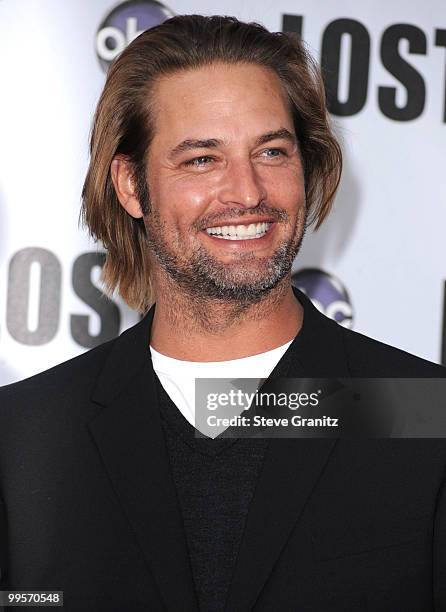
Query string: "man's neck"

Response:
xmin=149 ymin=276 xmax=303 ymax=362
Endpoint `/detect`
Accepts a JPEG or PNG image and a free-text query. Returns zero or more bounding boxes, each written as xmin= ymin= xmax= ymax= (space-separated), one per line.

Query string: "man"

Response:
xmin=0 ymin=14 xmax=445 ymax=612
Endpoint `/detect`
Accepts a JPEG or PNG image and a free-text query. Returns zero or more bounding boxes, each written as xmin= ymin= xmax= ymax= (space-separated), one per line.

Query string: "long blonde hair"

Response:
xmin=81 ymin=15 xmax=342 ymax=313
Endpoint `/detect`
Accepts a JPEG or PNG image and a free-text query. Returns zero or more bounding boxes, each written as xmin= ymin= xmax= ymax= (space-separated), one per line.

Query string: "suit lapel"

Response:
xmin=224 ymin=288 xmax=351 ymax=611
xmin=87 ymin=287 xmax=350 ymax=612
xmin=224 ymin=438 xmax=338 ymax=611
xmin=88 ymin=307 xmax=198 ymax=612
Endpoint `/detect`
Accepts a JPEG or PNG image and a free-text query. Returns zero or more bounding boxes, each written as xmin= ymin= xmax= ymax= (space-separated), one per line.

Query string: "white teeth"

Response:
xmin=205 ymin=222 xmax=271 ymax=240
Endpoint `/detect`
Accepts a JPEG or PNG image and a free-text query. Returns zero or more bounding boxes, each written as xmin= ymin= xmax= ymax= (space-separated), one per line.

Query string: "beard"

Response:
xmin=143 ymin=202 xmax=307 ymax=305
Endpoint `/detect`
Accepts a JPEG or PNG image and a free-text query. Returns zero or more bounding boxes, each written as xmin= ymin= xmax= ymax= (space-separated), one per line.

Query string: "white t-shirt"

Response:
xmin=150 ymin=340 xmax=293 ymax=434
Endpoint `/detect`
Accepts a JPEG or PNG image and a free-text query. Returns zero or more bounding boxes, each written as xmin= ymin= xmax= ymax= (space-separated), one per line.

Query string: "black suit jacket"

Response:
xmin=1 ymin=287 xmax=446 ymax=612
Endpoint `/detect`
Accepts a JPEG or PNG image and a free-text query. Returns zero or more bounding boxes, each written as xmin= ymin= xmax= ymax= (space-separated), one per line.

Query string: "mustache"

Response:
xmin=193 ymin=203 xmax=289 ymax=231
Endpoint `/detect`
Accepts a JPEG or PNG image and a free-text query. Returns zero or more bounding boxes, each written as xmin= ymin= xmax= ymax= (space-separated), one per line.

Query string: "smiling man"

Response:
xmin=1 ymin=14 xmax=446 ymax=612
xmin=111 ymin=60 xmax=306 ymax=359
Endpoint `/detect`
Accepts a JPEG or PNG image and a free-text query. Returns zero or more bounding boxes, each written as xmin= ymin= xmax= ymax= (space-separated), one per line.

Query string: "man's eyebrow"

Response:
xmin=168 ymin=138 xmax=222 ymax=160
xmin=254 ymin=128 xmax=297 ymax=147
xmin=168 ymin=128 xmax=297 ymax=160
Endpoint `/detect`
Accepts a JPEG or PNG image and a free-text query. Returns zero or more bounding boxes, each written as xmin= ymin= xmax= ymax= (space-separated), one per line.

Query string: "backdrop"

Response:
xmin=1 ymin=0 xmax=445 ymax=385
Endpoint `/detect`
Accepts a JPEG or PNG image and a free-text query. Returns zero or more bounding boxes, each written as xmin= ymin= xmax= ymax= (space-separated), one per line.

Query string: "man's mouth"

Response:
xmin=205 ymin=222 xmax=272 ymax=240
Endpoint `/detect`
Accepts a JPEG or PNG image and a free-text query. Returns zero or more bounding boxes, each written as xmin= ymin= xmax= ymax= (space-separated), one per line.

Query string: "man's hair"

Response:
xmin=81 ymin=14 xmax=342 ymax=313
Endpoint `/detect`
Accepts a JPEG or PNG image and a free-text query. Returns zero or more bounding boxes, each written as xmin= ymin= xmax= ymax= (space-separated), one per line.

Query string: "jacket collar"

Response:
xmin=89 ymin=286 xmax=349 ymax=611
xmin=92 ymin=285 xmax=350 ymax=406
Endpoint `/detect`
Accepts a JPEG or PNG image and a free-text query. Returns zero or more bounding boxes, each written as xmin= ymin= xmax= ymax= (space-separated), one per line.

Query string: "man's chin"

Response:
xmin=149 ymin=232 xmax=301 ymax=303
xmin=187 ymin=264 xmax=290 ymax=303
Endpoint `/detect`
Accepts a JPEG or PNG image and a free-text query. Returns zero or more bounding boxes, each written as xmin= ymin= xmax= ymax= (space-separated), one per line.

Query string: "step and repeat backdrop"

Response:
xmin=0 ymin=0 xmax=445 ymax=385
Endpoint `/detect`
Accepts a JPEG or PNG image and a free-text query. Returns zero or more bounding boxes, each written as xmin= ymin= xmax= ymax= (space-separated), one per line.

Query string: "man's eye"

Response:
xmin=184 ymin=155 xmax=214 ymax=167
xmin=262 ymin=148 xmax=286 ymax=159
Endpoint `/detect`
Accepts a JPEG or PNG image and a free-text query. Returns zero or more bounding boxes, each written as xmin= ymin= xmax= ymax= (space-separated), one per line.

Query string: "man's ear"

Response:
xmin=110 ymin=155 xmax=144 ymax=219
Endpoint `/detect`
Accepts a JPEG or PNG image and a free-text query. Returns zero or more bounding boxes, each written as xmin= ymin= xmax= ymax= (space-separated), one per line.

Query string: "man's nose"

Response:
xmin=218 ymin=160 xmax=267 ymax=209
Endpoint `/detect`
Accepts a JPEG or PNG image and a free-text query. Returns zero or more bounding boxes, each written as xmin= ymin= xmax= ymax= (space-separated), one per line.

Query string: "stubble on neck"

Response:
xmin=153 ymin=268 xmax=293 ymax=337
xmin=145 ymin=206 xmax=306 ymax=360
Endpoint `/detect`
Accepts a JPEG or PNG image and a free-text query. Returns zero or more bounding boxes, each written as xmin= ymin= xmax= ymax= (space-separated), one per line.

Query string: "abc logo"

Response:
xmin=96 ymin=0 xmax=175 ymax=71
xmin=292 ymin=268 xmax=353 ymax=328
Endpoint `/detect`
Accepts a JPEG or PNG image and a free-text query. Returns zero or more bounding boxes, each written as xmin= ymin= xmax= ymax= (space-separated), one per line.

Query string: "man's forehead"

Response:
xmin=152 ymin=62 xmax=290 ymax=109
xmin=149 ymin=63 xmax=295 ymax=148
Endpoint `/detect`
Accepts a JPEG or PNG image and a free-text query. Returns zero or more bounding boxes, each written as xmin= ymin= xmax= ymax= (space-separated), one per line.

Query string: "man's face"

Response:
xmin=144 ymin=62 xmax=306 ymax=303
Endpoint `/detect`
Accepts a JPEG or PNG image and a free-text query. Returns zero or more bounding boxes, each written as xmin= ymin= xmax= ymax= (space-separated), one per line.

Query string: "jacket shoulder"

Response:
xmin=0 ymin=338 xmax=117 ymax=407
xmin=339 ymin=324 xmax=445 ymax=377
